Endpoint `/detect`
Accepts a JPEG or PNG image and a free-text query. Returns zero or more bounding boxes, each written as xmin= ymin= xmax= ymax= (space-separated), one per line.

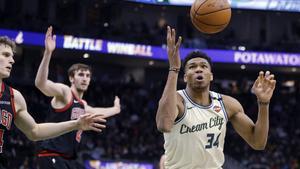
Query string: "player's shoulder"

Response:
xmin=10 ymin=88 xmax=27 ymax=111
xmin=11 ymin=88 xmax=23 ymax=98
xmin=57 ymin=83 xmax=72 ymax=91
xmin=11 ymin=88 xmax=26 ymax=102
xmin=218 ymin=93 xmax=239 ymax=104
xmin=54 ymin=84 xmax=72 ymax=100
xmin=219 ymin=93 xmax=243 ymax=118
xmin=176 ymin=90 xmax=184 ymax=103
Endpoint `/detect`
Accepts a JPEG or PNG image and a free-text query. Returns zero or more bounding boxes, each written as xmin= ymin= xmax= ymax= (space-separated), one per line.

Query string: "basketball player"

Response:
xmin=156 ymin=26 xmax=276 ymax=168
xmin=0 ymin=37 xmax=106 ymax=169
xmin=34 ymin=26 xmax=121 ymax=169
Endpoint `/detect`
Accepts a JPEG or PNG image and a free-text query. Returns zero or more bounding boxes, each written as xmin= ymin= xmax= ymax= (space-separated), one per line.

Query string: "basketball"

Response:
xmin=190 ymin=0 xmax=231 ymax=34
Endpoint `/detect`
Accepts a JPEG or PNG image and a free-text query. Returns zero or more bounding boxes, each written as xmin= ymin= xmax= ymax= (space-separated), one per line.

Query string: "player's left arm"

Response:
xmin=224 ymin=71 xmax=276 ymax=150
xmin=13 ymin=89 xmax=106 ymax=141
xmin=84 ymin=96 xmax=121 ymax=118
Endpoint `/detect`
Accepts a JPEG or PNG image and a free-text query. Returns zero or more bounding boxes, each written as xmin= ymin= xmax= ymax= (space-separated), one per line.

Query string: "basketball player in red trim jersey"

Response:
xmin=35 ymin=26 xmax=121 ymax=169
xmin=0 ymin=37 xmax=106 ymax=169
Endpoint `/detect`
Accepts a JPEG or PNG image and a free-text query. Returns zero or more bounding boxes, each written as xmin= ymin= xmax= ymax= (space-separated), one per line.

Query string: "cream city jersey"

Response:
xmin=163 ymin=90 xmax=228 ymax=169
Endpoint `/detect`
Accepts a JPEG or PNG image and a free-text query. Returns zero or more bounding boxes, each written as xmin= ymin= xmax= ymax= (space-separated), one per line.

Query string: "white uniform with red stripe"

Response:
xmin=163 ymin=90 xmax=228 ymax=169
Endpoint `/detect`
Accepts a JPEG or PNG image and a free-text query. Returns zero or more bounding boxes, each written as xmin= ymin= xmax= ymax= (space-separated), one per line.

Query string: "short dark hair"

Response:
xmin=0 ymin=36 xmax=16 ymax=53
xmin=182 ymin=50 xmax=212 ymax=72
xmin=68 ymin=63 xmax=92 ymax=77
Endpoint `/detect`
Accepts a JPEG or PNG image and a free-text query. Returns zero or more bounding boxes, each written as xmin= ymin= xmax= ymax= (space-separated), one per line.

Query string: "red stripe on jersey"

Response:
xmin=54 ymin=94 xmax=74 ymax=113
xmin=9 ymin=87 xmax=17 ymax=118
xmin=71 ymin=90 xmax=84 ymax=106
xmin=37 ymin=150 xmax=73 ymax=159
xmin=0 ymin=83 xmax=4 ymax=98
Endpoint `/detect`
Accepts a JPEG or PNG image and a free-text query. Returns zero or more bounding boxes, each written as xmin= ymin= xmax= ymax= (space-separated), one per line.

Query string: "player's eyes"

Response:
xmin=2 ymin=53 xmax=10 ymax=57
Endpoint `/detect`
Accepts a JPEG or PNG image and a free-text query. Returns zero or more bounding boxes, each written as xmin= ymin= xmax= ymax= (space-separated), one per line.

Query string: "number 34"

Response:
xmin=205 ymin=133 xmax=221 ymax=149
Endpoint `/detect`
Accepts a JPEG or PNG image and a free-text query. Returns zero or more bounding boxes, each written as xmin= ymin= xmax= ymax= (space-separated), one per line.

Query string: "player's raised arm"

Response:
xmin=224 ymin=71 xmax=276 ymax=150
xmin=35 ymin=26 xmax=69 ymax=98
xmin=156 ymin=26 xmax=182 ymax=133
xmin=13 ymin=89 xmax=106 ymax=141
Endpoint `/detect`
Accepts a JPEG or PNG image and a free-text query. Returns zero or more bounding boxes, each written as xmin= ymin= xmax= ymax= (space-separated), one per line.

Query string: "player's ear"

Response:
xmin=69 ymin=76 xmax=74 ymax=83
xmin=210 ymin=72 xmax=213 ymax=81
xmin=184 ymin=73 xmax=187 ymax=83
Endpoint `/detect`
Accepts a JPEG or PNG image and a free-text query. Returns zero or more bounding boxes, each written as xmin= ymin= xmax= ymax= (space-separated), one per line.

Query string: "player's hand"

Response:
xmin=251 ymin=71 xmax=276 ymax=103
xmin=166 ymin=26 xmax=182 ymax=70
xmin=45 ymin=26 xmax=56 ymax=53
xmin=113 ymin=96 xmax=121 ymax=114
xmin=76 ymin=113 xmax=106 ymax=132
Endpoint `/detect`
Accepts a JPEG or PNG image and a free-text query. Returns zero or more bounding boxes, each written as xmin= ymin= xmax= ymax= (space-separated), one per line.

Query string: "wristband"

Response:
xmin=258 ymin=101 xmax=269 ymax=105
xmin=169 ymin=67 xmax=180 ymax=73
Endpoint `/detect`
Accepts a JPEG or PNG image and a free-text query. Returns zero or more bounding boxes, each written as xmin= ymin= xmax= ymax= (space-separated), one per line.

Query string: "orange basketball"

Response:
xmin=190 ymin=0 xmax=231 ymax=34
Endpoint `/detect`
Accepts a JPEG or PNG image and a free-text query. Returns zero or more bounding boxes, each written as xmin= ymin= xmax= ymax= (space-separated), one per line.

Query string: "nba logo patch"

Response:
xmin=213 ymin=106 xmax=221 ymax=113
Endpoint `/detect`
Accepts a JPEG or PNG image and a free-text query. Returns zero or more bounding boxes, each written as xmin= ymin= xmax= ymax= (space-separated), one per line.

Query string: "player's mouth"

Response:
xmin=195 ymin=75 xmax=204 ymax=81
xmin=6 ymin=66 xmax=12 ymax=72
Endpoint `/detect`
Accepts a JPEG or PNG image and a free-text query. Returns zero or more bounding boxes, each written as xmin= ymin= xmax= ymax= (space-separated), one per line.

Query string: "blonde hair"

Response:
xmin=0 ymin=36 xmax=16 ymax=53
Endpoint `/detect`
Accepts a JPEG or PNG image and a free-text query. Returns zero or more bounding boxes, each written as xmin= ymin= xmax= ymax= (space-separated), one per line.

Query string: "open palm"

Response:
xmin=45 ymin=26 xmax=56 ymax=53
xmin=166 ymin=26 xmax=182 ymax=69
xmin=77 ymin=113 xmax=106 ymax=132
xmin=251 ymin=71 xmax=276 ymax=102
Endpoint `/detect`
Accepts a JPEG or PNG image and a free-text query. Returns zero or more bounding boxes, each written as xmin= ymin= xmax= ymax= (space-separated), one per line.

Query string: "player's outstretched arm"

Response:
xmin=13 ymin=89 xmax=106 ymax=141
xmin=84 ymin=96 xmax=121 ymax=118
xmin=224 ymin=71 xmax=276 ymax=150
xmin=35 ymin=26 xmax=69 ymax=98
xmin=156 ymin=26 xmax=182 ymax=133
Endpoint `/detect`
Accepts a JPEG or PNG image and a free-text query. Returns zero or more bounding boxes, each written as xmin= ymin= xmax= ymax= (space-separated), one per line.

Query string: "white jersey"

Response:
xmin=164 ymin=90 xmax=228 ymax=169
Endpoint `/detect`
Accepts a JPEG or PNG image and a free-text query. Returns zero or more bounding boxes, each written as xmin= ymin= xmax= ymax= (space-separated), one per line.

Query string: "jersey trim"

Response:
xmin=183 ymin=89 xmax=213 ymax=109
xmin=9 ymin=87 xmax=17 ymax=118
xmin=71 ymin=90 xmax=84 ymax=106
xmin=0 ymin=83 xmax=4 ymax=98
xmin=174 ymin=96 xmax=187 ymax=125
xmin=37 ymin=150 xmax=73 ymax=159
xmin=217 ymin=93 xmax=228 ymax=121
xmin=54 ymin=94 xmax=74 ymax=113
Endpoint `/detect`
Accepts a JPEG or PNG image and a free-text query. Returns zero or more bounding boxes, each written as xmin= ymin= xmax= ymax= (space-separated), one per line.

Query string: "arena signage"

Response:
xmin=234 ymin=51 xmax=300 ymax=66
xmin=85 ymin=160 xmax=153 ymax=169
xmin=1 ymin=28 xmax=300 ymax=67
xmin=63 ymin=36 xmax=103 ymax=51
xmin=106 ymin=42 xmax=153 ymax=57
